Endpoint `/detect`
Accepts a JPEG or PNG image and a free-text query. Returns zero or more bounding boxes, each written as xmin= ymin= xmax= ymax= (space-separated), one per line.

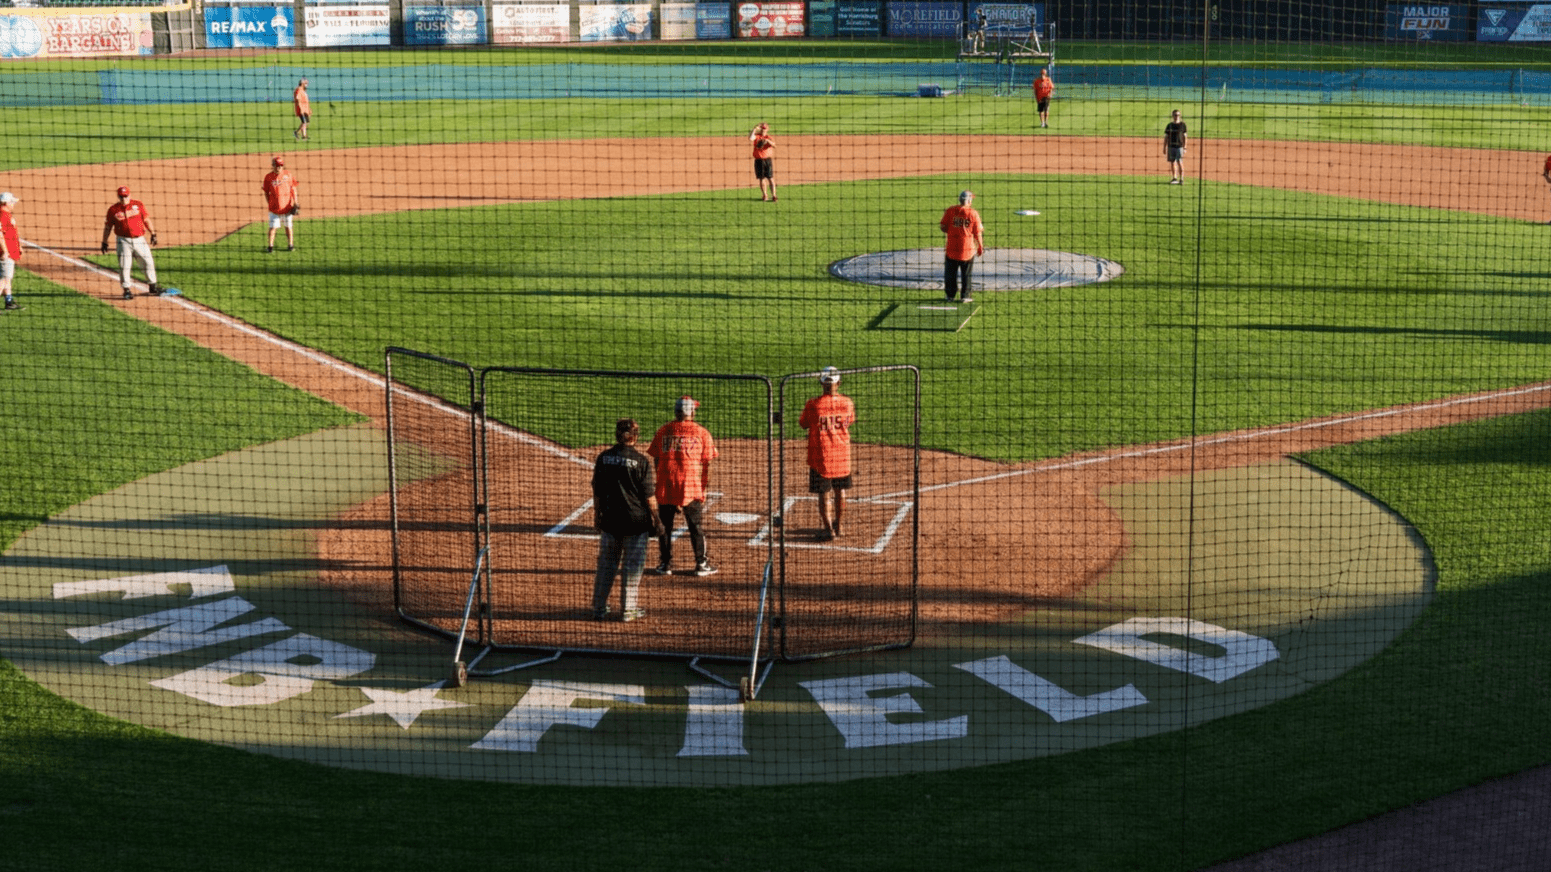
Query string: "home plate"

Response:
xmin=717 ymin=512 xmax=762 ymax=525
xmin=1015 ymin=210 xmax=1040 ymax=216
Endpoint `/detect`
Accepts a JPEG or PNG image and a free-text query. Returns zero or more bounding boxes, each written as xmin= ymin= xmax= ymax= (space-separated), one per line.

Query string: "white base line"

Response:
xmin=25 ymin=239 xmax=592 ymax=469
xmin=873 ymin=381 xmax=1551 ymax=502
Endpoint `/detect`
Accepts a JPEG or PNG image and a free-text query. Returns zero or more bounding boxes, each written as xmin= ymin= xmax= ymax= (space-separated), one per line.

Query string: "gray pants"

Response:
xmin=593 ymin=529 xmax=651 ymax=614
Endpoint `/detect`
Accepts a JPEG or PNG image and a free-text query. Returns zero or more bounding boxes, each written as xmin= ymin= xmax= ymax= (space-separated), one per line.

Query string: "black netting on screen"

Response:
xmin=3 ymin=6 xmax=1550 ymax=870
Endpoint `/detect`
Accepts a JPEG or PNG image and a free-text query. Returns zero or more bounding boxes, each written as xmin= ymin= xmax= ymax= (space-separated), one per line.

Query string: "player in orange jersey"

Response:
xmin=940 ymin=190 xmax=985 ymax=303
xmin=750 ymin=122 xmax=776 ymax=202
xmin=1034 ymin=68 xmax=1054 ymax=128
xmin=648 ymin=396 xmax=720 ymax=577
xmin=261 ymin=156 xmax=300 ymax=253
xmin=799 ymin=366 xmax=857 ymax=541
xmin=293 ymin=78 xmax=311 ymax=140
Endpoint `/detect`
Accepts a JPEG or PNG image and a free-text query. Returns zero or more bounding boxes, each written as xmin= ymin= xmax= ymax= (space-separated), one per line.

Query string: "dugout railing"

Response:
xmin=385 ymin=349 xmax=922 ymax=696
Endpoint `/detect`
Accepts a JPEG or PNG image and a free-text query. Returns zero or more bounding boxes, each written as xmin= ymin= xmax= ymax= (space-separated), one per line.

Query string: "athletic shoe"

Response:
xmin=1170 ymin=179 xmax=1182 ymax=185
xmin=817 ymin=528 xmax=835 ymax=542
xmin=961 ymin=295 xmax=974 ymax=304
xmin=3 ymin=300 xmax=20 ymax=310
xmin=287 ymin=245 xmax=295 ymax=252
xmin=693 ymin=560 xmax=717 ymax=577
xmin=148 ymin=283 xmax=162 ymax=296
xmin=591 ymin=606 xmax=612 ymax=621
xmin=265 ymin=246 xmax=273 ymax=253
xmin=621 ymin=608 xmax=647 ymax=622
xmin=647 ymin=563 xmax=672 ymax=576
xmin=121 ymin=290 xmax=133 ymax=300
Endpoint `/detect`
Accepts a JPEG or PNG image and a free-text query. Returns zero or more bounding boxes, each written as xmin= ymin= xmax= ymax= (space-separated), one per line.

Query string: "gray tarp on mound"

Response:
xmin=830 ymin=248 xmax=1123 ymax=291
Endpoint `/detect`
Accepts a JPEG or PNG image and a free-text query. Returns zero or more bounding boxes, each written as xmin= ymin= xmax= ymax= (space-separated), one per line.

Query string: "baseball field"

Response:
xmin=2 ymin=38 xmax=1551 ymax=870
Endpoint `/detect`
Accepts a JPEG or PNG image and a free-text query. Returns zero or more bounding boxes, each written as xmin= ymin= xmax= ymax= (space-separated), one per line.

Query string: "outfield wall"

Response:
xmin=4 ymin=60 xmax=1550 ymax=105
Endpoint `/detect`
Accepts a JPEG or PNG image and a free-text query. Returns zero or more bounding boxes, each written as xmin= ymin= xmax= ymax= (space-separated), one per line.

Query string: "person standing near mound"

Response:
xmin=940 ymin=189 xmax=984 ymax=303
xmin=750 ymin=122 xmax=776 ymax=202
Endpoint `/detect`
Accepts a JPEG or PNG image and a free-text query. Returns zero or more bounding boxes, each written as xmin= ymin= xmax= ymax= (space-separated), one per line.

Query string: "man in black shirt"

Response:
xmin=591 ymin=418 xmax=665 ymax=622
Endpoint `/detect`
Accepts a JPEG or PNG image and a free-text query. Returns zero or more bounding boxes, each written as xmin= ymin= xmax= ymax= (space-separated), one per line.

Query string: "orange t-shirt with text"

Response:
xmin=940 ymin=204 xmax=984 ymax=261
xmin=648 ymin=420 xmax=718 ymax=505
xmin=799 ymin=393 xmax=856 ymax=478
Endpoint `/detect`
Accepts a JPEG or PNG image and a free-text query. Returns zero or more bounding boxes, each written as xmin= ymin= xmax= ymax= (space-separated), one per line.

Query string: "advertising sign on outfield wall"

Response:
xmin=304 ymin=1 xmax=390 ymax=46
xmin=404 ymin=4 xmax=487 ymax=45
xmin=973 ymin=2 xmax=1042 ymax=36
xmin=0 ymin=11 xmax=153 ymax=58
xmin=836 ymin=0 xmax=882 ymax=35
xmin=491 ymin=3 xmax=568 ymax=43
xmin=661 ymin=2 xmax=696 ymax=39
xmin=736 ymin=1 xmax=805 ymax=37
xmin=886 ymin=1 xmax=961 ymax=37
xmin=696 ymin=1 xmax=732 ymax=38
xmin=579 ymin=4 xmax=653 ymax=41
xmin=1383 ymin=4 xmax=1468 ymax=39
xmin=205 ymin=6 xmax=296 ymax=48
xmin=1478 ymin=3 xmax=1551 ymax=40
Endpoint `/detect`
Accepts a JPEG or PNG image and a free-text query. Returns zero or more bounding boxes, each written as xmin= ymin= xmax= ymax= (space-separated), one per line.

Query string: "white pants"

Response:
xmin=117 ymin=235 xmax=156 ymax=290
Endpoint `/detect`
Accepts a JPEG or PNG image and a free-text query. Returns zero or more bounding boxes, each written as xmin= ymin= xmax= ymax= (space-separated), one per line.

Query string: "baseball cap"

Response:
xmin=960 ymin=190 xmax=974 ymax=203
xmin=675 ymin=396 xmax=699 ymax=416
xmin=0 ymin=192 xmax=17 ymax=206
xmin=819 ymin=366 xmax=841 ymax=385
xmin=117 ymin=186 xmax=130 ymax=197
xmin=272 ymin=156 xmax=284 ymax=167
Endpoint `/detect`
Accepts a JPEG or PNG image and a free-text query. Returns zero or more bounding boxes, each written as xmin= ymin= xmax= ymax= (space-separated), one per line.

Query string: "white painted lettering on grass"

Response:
xmin=1074 ymin=617 xmax=1279 ymax=683
xmin=953 ymin=655 xmax=1149 ymax=722
xmin=472 ymin=681 xmax=645 ymax=752
xmin=53 ymin=565 xmax=236 ymax=601
xmin=800 ymin=672 xmax=967 ymax=749
xmin=150 ymin=633 xmax=376 ymax=706
xmin=678 ymin=684 xmax=749 ymax=757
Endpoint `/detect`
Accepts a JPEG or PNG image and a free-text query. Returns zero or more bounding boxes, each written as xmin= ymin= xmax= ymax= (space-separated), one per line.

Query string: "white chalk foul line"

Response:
xmin=872 ymin=381 xmax=1551 ymax=502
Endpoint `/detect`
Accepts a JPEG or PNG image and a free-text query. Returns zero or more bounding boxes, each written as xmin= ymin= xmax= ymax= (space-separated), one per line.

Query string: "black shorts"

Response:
xmin=1037 ymin=98 xmax=1050 ymax=112
xmin=299 ymin=113 xmax=310 ymax=123
xmin=809 ymin=470 xmax=853 ymax=493
xmin=754 ymin=157 xmax=773 ymax=180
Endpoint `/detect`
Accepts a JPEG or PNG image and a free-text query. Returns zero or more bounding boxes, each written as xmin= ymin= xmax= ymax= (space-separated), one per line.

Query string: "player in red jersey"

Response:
xmin=100 ymin=186 xmax=160 ymax=300
xmin=647 ymin=396 xmax=719 ymax=577
xmin=940 ymin=190 xmax=985 ymax=303
xmin=1034 ymin=68 xmax=1055 ymax=128
xmin=799 ymin=366 xmax=857 ymax=541
xmin=750 ymin=122 xmax=776 ymax=202
xmin=1 ymin=192 xmax=22 ymax=310
xmin=293 ymin=78 xmax=310 ymax=140
xmin=261 ymin=156 xmax=300 ymax=253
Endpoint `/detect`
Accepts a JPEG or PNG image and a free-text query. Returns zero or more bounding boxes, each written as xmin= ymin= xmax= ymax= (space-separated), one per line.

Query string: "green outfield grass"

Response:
xmin=4 ymin=42 xmax=1551 ymax=870
xmin=120 ymin=175 xmax=1550 ymax=459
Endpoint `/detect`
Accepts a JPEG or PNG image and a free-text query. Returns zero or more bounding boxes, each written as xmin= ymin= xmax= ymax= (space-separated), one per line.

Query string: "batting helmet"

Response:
xmin=960 ymin=190 xmax=974 ymax=204
xmin=117 ymin=186 xmax=130 ymax=197
xmin=675 ymin=396 xmax=699 ymax=417
xmin=272 ymin=156 xmax=284 ymax=167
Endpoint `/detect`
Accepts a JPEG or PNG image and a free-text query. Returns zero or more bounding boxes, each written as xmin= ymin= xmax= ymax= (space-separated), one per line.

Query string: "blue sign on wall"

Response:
xmin=204 ymin=6 xmax=295 ymax=49
xmin=697 ymin=2 xmax=732 ymax=38
xmin=404 ymin=5 xmax=487 ymax=45
xmin=1478 ymin=3 xmax=1551 ymax=41
xmin=1383 ymin=4 xmax=1468 ymax=40
xmin=885 ymin=1 xmax=961 ymax=37
xmin=836 ymin=0 xmax=881 ymax=35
